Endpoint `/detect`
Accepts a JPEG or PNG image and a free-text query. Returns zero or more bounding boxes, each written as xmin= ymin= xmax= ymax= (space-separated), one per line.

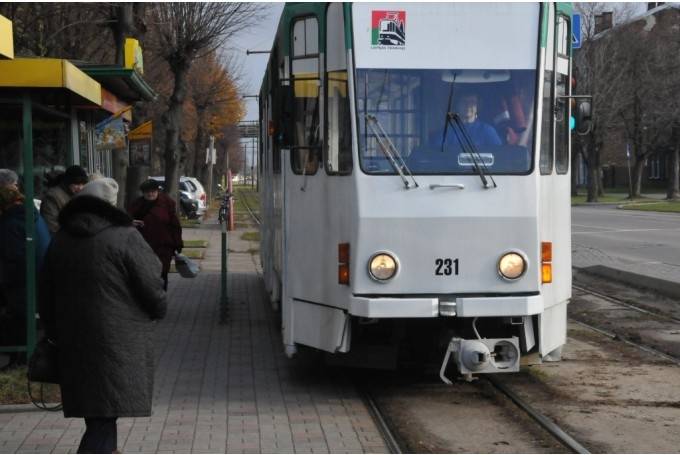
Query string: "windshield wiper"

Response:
xmin=440 ymin=72 xmax=496 ymax=189
xmin=445 ymin=112 xmax=497 ymax=189
xmin=365 ymin=114 xmax=419 ymax=189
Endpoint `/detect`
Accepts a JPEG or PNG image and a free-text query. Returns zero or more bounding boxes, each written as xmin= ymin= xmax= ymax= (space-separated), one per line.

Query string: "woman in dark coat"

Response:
xmin=128 ymin=179 xmax=183 ymax=290
xmin=0 ymin=183 xmax=51 ymax=366
xmin=39 ymin=178 xmax=167 ymax=454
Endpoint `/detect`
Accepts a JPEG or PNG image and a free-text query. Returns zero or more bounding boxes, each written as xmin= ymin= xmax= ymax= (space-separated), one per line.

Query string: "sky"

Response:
xmin=227 ymin=2 xmax=285 ymax=122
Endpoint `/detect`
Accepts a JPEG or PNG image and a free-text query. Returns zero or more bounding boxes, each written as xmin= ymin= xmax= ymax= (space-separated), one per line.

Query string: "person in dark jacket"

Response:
xmin=40 ymin=165 xmax=88 ymax=234
xmin=39 ymin=178 xmax=167 ymax=454
xmin=128 ymin=179 xmax=184 ymax=290
xmin=0 ymin=174 xmax=51 ymax=368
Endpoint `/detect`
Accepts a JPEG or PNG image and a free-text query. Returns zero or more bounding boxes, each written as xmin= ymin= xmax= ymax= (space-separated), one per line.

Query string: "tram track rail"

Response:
xmin=570 ymin=284 xmax=680 ymax=366
xmin=236 ymin=189 xmax=260 ymax=225
xmin=572 ymin=283 xmax=680 ymax=324
xmin=360 ymin=376 xmax=591 ymax=454
xmin=360 ymin=389 xmax=404 ymax=454
xmin=485 ymin=376 xmax=590 ymax=454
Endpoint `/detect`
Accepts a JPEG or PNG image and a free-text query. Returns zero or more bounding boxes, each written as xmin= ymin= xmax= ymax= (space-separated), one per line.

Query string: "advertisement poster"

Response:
xmin=95 ymin=116 xmax=126 ymax=150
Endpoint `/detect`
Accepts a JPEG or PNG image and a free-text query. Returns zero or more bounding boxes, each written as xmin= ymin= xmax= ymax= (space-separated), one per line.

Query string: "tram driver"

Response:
xmin=427 ymin=91 xmax=502 ymax=149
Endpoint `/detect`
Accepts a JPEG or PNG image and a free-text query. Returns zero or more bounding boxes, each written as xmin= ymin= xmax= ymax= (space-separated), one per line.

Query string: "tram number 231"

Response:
xmin=435 ymin=258 xmax=459 ymax=276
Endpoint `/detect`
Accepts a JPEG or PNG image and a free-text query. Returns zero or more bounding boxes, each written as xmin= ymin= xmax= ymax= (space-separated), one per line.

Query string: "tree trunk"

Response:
xmin=193 ymin=123 xmax=207 ymax=179
xmin=667 ymin=145 xmax=680 ymax=200
xmin=111 ymin=4 xmax=134 ymax=66
xmin=632 ymin=157 xmax=645 ymax=199
xmin=586 ymin=156 xmax=599 ymax=202
xmin=164 ymin=62 xmax=190 ymax=201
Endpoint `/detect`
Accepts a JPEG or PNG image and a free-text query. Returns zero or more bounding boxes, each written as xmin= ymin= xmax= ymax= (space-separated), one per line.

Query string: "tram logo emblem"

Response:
xmin=371 ymin=10 xmax=406 ymax=49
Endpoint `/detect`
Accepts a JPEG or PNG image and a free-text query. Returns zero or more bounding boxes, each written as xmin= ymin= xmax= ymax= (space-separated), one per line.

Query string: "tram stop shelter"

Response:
xmin=0 ymin=57 xmax=102 ymax=359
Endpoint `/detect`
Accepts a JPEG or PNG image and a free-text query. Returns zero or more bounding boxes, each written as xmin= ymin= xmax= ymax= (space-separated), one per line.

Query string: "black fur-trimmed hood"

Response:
xmin=58 ymin=195 xmax=132 ymax=237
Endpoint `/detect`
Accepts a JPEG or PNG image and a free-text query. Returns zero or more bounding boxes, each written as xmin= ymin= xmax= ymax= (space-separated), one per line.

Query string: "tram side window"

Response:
xmin=291 ymin=16 xmax=321 ymax=175
xmin=539 ymin=4 xmax=555 ymax=175
xmin=554 ymin=15 xmax=570 ymax=175
xmin=326 ymin=3 xmax=352 ymax=175
xmin=270 ymin=47 xmax=283 ymax=174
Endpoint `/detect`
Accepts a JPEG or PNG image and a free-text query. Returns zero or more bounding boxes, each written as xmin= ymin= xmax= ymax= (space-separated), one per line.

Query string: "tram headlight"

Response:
xmin=498 ymin=252 xmax=526 ymax=280
xmin=368 ymin=252 xmax=398 ymax=282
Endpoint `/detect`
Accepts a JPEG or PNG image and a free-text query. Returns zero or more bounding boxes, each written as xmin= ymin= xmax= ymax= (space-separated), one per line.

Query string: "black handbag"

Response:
xmin=27 ymin=337 xmax=59 ymax=384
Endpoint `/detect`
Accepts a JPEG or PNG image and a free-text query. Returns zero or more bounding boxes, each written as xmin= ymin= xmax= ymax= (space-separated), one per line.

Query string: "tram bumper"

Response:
xmin=349 ymin=294 xmax=542 ymax=318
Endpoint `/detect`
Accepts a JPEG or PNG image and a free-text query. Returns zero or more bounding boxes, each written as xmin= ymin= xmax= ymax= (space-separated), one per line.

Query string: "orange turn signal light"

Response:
xmin=541 ymin=242 xmax=552 ymax=262
xmin=542 ymin=263 xmax=553 ymax=284
xmin=338 ymin=264 xmax=350 ymax=285
xmin=338 ymin=243 xmax=350 ymax=285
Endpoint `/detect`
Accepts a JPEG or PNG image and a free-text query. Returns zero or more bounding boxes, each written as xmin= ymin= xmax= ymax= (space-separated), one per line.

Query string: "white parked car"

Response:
xmin=148 ymin=176 xmax=207 ymax=216
xmin=182 ymin=176 xmax=207 ymax=214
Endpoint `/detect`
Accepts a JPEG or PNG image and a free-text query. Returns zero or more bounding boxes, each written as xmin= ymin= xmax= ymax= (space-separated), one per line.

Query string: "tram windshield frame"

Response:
xmin=355 ymin=68 xmax=538 ymax=176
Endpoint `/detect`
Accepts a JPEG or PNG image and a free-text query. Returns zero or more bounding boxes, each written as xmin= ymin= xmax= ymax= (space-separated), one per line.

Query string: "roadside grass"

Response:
xmin=183 ymin=239 xmax=208 ymax=248
xmin=241 ymin=231 xmax=260 ymax=242
xmin=621 ymin=201 xmax=680 ymax=213
xmin=0 ymin=366 xmax=60 ymax=405
xmin=181 ymin=219 xmax=201 ymax=228
xmin=182 ymin=249 xmax=205 ymax=260
xmin=571 ymin=194 xmax=629 ymax=204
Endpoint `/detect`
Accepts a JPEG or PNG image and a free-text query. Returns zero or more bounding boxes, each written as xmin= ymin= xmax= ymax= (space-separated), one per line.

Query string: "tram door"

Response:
xmin=538 ymin=5 xmax=572 ymax=357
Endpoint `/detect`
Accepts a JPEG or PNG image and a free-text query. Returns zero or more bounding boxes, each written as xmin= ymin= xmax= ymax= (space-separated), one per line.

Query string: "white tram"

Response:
xmin=258 ymin=3 xmax=583 ymax=378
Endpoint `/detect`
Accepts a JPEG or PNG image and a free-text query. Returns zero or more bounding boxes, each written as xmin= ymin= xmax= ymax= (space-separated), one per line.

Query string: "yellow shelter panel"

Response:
xmin=0 ymin=15 xmax=13 ymax=59
xmin=0 ymin=58 xmax=101 ymax=105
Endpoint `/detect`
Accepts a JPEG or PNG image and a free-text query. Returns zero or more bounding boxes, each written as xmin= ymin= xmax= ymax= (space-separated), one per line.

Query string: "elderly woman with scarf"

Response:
xmin=128 ymin=179 xmax=183 ymax=290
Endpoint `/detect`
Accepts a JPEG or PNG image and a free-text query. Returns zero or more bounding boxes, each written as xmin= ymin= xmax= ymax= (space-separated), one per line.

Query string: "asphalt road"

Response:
xmin=572 ymin=205 xmax=680 ymax=280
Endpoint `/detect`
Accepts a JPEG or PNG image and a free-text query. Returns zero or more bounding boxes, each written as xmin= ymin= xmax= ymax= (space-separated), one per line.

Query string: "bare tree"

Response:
xmin=0 ymin=3 xmax=115 ymax=61
xmin=574 ymin=3 xmax=641 ymax=201
xmin=147 ymin=2 xmax=264 ymax=199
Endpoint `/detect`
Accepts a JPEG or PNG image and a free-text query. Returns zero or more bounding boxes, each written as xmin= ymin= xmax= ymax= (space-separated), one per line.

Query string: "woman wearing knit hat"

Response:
xmin=40 ymin=165 xmax=89 ymax=234
xmin=0 ymin=171 xmax=51 ymax=368
xmin=128 ymin=179 xmax=184 ymax=290
xmin=39 ymin=178 xmax=167 ymax=454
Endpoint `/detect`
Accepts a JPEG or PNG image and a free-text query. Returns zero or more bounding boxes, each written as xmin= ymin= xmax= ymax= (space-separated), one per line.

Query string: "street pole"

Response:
xmin=242 ymin=142 xmax=247 ymax=186
xmin=626 ymin=143 xmax=633 ymax=199
xmin=207 ymin=135 xmax=215 ymax=203
xmin=220 ymin=208 xmax=228 ymax=322
xmin=251 ymin=137 xmax=255 ymax=189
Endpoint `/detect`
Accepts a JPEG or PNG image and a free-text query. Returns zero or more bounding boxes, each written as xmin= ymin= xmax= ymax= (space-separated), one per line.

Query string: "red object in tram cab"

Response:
xmin=268 ymin=121 xmax=275 ymax=136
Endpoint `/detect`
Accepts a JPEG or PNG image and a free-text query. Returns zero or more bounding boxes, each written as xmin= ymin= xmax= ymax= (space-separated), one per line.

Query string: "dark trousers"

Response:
xmin=77 ymin=417 xmax=117 ymax=454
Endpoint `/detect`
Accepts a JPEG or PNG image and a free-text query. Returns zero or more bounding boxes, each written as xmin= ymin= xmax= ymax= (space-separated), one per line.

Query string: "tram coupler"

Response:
xmin=439 ymin=337 xmax=520 ymax=384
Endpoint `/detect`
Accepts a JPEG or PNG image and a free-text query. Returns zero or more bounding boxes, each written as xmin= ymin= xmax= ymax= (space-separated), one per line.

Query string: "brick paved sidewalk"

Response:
xmin=0 ymin=222 xmax=387 ymax=454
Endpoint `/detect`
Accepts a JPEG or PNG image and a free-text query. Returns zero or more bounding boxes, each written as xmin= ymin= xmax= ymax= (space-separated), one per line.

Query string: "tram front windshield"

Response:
xmin=356 ymin=69 xmax=537 ymax=175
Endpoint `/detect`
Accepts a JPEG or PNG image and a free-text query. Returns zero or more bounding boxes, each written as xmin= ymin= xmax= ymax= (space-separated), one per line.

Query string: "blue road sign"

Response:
xmin=572 ymin=13 xmax=581 ymax=49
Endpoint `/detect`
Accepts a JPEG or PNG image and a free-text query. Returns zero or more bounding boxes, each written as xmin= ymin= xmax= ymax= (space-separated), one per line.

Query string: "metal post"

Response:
xmin=626 ymin=143 xmax=633 ymax=199
xmin=23 ymin=92 xmax=36 ymax=358
xmin=242 ymin=142 xmax=247 ymax=186
xmin=220 ymin=212 xmax=228 ymax=322
xmin=207 ymin=135 xmax=215 ymax=203
xmin=251 ymin=137 xmax=255 ymax=189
